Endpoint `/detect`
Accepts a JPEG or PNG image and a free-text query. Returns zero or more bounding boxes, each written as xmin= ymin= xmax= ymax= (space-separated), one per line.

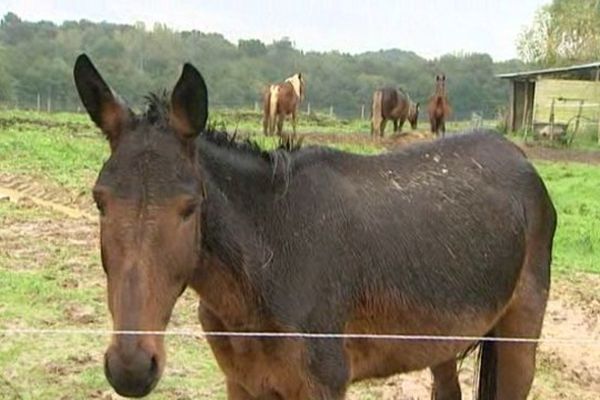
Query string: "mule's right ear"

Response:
xmin=73 ymin=54 xmax=130 ymax=149
xmin=170 ymin=63 xmax=208 ymax=140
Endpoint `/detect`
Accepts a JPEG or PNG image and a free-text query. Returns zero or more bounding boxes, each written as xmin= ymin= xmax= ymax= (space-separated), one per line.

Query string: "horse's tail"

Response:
xmin=269 ymin=85 xmax=280 ymax=134
xmin=474 ymin=332 xmax=498 ymax=400
xmin=371 ymin=90 xmax=383 ymax=136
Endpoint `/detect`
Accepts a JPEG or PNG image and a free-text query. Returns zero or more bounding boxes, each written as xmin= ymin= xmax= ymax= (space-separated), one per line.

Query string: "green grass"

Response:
xmin=536 ymin=161 xmax=600 ymax=273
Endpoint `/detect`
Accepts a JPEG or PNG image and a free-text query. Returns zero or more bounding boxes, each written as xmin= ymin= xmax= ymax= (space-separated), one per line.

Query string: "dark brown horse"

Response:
xmin=428 ymin=74 xmax=452 ymax=137
xmin=371 ymin=87 xmax=419 ymax=137
xmin=74 ymin=54 xmax=556 ymax=400
xmin=262 ymin=73 xmax=305 ymax=136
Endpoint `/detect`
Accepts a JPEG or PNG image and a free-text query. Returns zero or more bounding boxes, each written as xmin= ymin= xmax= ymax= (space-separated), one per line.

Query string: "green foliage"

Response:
xmin=518 ymin=0 xmax=600 ymax=66
xmin=0 ymin=13 xmax=522 ymax=119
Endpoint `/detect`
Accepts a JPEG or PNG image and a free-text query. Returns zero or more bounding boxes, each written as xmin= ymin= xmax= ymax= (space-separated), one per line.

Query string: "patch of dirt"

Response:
xmin=301 ymin=131 xmax=600 ymax=165
xmin=518 ymin=144 xmax=600 ymax=165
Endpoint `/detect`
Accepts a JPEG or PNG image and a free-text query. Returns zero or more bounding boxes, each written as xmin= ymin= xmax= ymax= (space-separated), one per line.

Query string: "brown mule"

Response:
xmin=74 ymin=54 xmax=555 ymax=400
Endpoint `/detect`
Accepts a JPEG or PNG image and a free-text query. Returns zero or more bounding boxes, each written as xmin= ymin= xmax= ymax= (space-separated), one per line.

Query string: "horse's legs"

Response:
xmin=291 ymin=110 xmax=297 ymax=135
xmin=398 ymin=117 xmax=406 ymax=133
xmin=430 ymin=117 xmax=437 ymax=136
xmin=380 ymin=119 xmax=387 ymax=138
xmin=430 ymin=359 xmax=461 ymax=400
xmin=276 ymin=114 xmax=284 ymax=136
xmin=393 ymin=119 xmax=398 ymax=133
xmin=441 ymin=119 xmax=446 ymax=138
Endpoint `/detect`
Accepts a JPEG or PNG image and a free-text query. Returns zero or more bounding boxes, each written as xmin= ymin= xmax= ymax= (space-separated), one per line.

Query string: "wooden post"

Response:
xmin=37 ymin=93 xmax=41 ymax=112
xmin=329 ymin=105 xmax=333 ymax=117
xmin=254 ymin=101 xmax=258 ymax=112
xmin=307 ymin=102 xmax=311 ymax=115
xmin=522 ymin=81 xmax=530 ymax=140
xmin=46 ymin=87 xmax=51 ymax=113
xmin=361 ymin=104 xmax=365 ymax=120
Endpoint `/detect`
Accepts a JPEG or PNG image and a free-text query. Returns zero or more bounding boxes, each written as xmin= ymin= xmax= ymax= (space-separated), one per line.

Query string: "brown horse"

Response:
xmin=428 ymin=74 xmax=452 ymax=137
xmin=371 ymin=87 xmax=419 ymax=137
xmin=262 ymin=73 xmax=305 ymax=136
xmin=74 ymin=54 xmax=556 ymax=400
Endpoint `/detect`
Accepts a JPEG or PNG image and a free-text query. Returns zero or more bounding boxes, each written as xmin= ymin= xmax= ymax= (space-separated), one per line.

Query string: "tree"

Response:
xmin=518 ymin=0 xmax=600 ymax=66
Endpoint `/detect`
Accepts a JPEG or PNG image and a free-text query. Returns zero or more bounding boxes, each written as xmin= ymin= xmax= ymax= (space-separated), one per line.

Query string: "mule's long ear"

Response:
xmin=73 ymin=54 xmax=130 ymax=148
xmin=170 ymin=63 xmax=208 ymax=139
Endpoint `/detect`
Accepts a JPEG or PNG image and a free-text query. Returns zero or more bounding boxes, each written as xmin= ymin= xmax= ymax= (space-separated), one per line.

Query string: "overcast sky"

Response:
xmin=1 ymin=0 xmax=548 ymax=61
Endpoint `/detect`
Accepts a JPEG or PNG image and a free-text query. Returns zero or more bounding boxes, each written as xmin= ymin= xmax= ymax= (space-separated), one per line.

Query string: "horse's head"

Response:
xmin=286 ymin=73 xmax=305 ymax=101
xmin=74 ymin=54 xmax=207 ymax=397
xmin=435 ymin=74 xmax=446 ymax=94
xmin=409 ymin=102 xmax=420 ymax=129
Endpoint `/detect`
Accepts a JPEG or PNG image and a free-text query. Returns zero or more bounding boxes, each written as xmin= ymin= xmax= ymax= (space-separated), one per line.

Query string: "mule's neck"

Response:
xmin=285 ymin=75 xmax=303 ymax=99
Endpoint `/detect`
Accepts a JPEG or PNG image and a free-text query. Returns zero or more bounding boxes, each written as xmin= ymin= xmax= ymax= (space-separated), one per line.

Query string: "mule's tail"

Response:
xmin=371 ymin=90 xmax=383 ymax=136
xmin=269 ymin=85 xmax=280 ymax=135
xmin=474 ymin=333 xmax=498 ymax=400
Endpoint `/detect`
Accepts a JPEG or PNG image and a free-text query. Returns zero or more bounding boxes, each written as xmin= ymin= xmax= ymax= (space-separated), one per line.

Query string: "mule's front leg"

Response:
xmin=431 ymin=359 xmax=461 ymax=400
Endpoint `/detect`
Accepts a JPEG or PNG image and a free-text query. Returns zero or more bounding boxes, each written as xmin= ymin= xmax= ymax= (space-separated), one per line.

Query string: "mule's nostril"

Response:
xmin=149 ymin=355 xmax=158 ymax=377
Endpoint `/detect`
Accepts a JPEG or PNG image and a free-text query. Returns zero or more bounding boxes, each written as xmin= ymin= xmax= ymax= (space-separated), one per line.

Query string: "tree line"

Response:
xmin=0 ymin=12 xmax=527 ymax=119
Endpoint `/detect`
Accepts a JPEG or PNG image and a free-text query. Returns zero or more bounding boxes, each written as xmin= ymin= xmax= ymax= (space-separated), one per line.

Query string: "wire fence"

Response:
xmin=1 ymin=328 xmax=598 ymax=346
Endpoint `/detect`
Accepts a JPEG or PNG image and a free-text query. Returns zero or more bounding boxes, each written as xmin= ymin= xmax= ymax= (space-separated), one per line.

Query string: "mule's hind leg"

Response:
xmin=431 ymin=359 xmax=461 ymax=400
xmin=479 ymin=226 xmax=552 ymax=399
xmin=291 ymin=110 xmax=297 ymax=135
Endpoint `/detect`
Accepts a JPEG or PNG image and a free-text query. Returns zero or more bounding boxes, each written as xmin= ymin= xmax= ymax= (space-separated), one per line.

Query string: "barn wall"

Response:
xmin=533 ymin=79 xmax=600 ymax=123
xmin=512 ymin=80 xmax=535 ymax=131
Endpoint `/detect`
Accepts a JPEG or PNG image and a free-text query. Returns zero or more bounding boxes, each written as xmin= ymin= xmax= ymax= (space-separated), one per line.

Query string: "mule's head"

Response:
xmin=74 ymin=54 xmax=208 ymax=397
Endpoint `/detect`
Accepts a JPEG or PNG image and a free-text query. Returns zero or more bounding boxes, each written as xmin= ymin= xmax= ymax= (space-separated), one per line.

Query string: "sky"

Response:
xmin=0 ymin=0 xmax=548 ymax=61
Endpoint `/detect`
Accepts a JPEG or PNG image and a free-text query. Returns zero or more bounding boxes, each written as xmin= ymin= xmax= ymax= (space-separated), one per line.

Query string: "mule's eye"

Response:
xmin=180 ymin=201 xmax=197 ymax=220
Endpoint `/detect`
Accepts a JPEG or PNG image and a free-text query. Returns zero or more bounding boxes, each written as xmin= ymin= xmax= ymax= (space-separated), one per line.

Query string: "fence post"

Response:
xmin=46 ymin=87 xmax=51 ymax=113
xmin=329 ymin=105 xmax=333 ymax=117
xmin=37 ymin=93 xmax=41 ymax=112
xmin=254 ymin=101 xmax=259 ymax=112
xmin=307 ymin=102 xmax=311 ymax=115
xmin=361 ymin=104 xmax=365 ymax=120
xmin=597 ymin=104 xmax=600 ymax=145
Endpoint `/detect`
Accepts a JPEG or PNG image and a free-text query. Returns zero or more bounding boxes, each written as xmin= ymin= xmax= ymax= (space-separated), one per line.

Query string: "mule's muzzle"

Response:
xmin=104 ymin=345 xmax=159 ymax=398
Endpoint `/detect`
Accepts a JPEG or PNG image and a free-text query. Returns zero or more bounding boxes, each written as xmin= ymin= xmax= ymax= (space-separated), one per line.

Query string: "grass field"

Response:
xmin=1 ymin=110 xmax=599 ymax=399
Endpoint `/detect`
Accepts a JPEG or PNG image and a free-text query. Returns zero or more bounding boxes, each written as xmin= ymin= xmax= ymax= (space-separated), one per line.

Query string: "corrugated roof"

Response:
xmin=496 ymin=61 xmax=600 ymax=79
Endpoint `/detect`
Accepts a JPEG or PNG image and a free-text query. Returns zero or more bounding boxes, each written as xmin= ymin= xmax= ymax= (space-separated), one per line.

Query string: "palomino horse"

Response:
xmin=262 ymin=73 xmax=305 ymax=136
xmin=371 ymin=87 xmax=419 ymax=137
xmin=428 ymin=74 xmax=452 ymax=137
xmin=74 ymin=54 xmax=556 ymax=400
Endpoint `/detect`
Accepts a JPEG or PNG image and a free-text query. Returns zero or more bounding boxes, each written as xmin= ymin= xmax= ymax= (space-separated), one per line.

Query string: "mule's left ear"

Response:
xmin=73 ymin=54 xmax=131 ymax=149
xmin=170 ymin=63 xmax=208 ymax=139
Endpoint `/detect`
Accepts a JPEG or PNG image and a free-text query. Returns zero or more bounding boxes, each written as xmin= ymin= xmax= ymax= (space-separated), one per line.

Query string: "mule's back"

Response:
xmin=253 ymin=132 xmax=552 ymax=320
xmin=380 ymin=87 xmax=409 ymax=119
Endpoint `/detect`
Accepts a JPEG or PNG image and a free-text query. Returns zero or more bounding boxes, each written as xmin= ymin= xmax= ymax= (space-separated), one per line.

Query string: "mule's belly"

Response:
xmin=345 ymin=307 xmax=498 ymax=381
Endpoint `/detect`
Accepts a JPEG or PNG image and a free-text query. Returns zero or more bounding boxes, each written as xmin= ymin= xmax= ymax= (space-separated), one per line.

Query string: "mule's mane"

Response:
xmin=141 ymin=91 xmax=304 ymax=161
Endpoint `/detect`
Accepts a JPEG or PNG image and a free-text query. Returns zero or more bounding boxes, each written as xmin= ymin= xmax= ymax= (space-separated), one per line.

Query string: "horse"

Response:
xmin=262 ymin=73 xmax=305 ymax=136
xmin=74 ymin=54 xmax=556 ymax=400
xmin=428 ymin=74 xmax=452 ymax=137
xmin=371 ymin=87 xmax=419 ymax=138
